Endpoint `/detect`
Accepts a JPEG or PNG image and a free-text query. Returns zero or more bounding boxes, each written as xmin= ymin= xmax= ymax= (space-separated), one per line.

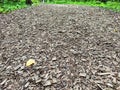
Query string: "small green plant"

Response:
xmin=0 ymin=7 xmax=4 ymax=13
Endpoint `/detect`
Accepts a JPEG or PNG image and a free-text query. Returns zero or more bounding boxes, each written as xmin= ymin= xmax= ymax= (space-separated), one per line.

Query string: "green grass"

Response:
xmin=47 ymin=1 xmax=120 ymax=12
xmin=0 ymin=1 xmax=26 ymax=13
xmin=0 ymin=0 xmax=120 ymax=14
xmin=0 ymin=0 xmax=40 ymax=13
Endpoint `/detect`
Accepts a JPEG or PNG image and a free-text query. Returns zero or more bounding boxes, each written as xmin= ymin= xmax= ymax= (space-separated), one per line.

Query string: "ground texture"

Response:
xmin=0 ymin=4 xmax=120 ymax=90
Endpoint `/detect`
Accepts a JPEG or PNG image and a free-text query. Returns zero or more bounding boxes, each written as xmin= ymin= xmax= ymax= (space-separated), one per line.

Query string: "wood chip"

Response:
xmin=81 ymin=59 xmax=87 ymax=61
xmin=52 ymin=78 xmax=57 ymax=84
xmin=25 ymin=82 xmax=30 ymax=88
xmin=52 ymin=57 xmax=57 ymax=61
xmin=44 ymin=80 xmax=52 ymax=86
xmin=118 ymin=73 xmax=120 ymax=77
xmin=45 ymin=87 xmax=50 ymax=90
xmin=51 ymin=86 xmax=56 ymax=90
xmin=116 ymin=86 xmax=120 ymax=90
xmin=104 ymin=88 xmax=113 ymax=90
xmin=79 ymin=73 xmax=87 ymax=77
xmin=112 ymin=77 xmax=117 ymax=84
xmin=14 ymin=64 xmax=22 ymax=70
xmin=74 ymin=84 xmax=79 ymax=90
xmin=97 ymin=84 xmax=103 ymax=90
xmin=0 ymin=79 xmax=7 ymax=85
xmin=70 ymin=49 xmax=79 ymax=54
xmin=97 ymin=72 xmax=114 ymax=76
xmin=106 ymin=83 xmax=113 ymax=87
xmin=36 ymin=79 xmax=42 ymax=83
xmin=44 ymin=73 xmax=49 ymax=80
xmin=94 ymin=80 xmax=103 ymax=84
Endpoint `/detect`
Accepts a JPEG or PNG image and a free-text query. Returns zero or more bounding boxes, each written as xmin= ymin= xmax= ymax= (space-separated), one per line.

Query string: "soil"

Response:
xmin=0 ymin=4 xmax=120 ymax=90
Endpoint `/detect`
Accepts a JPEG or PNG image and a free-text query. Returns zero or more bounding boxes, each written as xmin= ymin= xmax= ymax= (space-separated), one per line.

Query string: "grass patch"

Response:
xmin=0 ymin=0 xmax=120 ymax=14
xmin=0 ymin=0 xmax=40 ymax=13
xmin=0 ymin=1 xmax=27 ymax=13
xmin=46 ymin=1 xmax=120 ymax=13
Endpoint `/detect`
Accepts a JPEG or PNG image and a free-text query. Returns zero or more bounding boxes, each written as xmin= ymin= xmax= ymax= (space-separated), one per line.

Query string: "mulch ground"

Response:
xmin=0 ymin=4 xmax=120 ymax=90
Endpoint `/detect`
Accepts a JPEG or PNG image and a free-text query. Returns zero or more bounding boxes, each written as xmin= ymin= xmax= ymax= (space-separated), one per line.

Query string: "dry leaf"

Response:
xmin=114 ymin=29 xmax=118 ymax=32
xmin=26 ymin=59 xmax=36 ymax=67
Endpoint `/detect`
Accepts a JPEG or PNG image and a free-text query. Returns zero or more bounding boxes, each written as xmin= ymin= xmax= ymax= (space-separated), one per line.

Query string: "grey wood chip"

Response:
xmin=106 ymin=83 xmax=113 ymax=87
xmin=97 ymin=72 xmax=115 ymax=76
xmin=25 ymin=82 xmax=30 ymax=88
xmin=45 ymin=87 xmax=50 ymax=90
xmin=81 ymin=59 xmax=87 ymax=61
xmin=0 ymin=79 xmax=7 ymax=85
xmin=116 ymin=86 xmax=120 ymax=90
xmin=14 ymin=64 xmax=22 ymax=70
xmin=34 ymin=75 xmax=39 ymax=81
xmin=96 ymin=84 xmax=103 ymax=90
xmin=104 ymin=88 xmax=113 ymax=90
xmin=20 ymin=65 xmax=25 ymax=70
xmin=17 ymin=70 xmax=23 ymax=75
xmin=70 ymin=49 xmax=79 ymax=54
xmin=51 ymin=86 xmax=56 ymax=90
xmin=118 ymin=73 xmax=120 ymax=77
xmin=74 ymin=85 xmax=79 ymax=90
xmin=43 ymin=80 xmax=52 ymax=86
xmin=52 ymin=78 xmax=57 ymax=84
xmin=52 ymin=56 xmax=57 ymax=61
xmin=79 ymin=73 xmax=87 ymax=77
xmin=21 ymin=56 xmax=27 ymax=60
xmin=44 ymin=73 xmax=49 ymax=80
xmin=36 ymin=79 xmax=42 ymax=83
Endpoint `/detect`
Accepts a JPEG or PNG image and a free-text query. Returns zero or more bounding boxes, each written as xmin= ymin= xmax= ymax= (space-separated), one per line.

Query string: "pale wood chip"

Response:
xmin=116 ymin=86 xmax=120 ymax=90
xmin=97 ymin=72 xmax=115 ymax=76
xmin=79 ymin=73 xmax=87 ymax=77
xmin=36 ymin=79 xmax=42 ymax=83
xmin=0 ymin=79 xmax=7 ymax=85
xmin=106 ymin=83 xmax=113 ymax=87
xmin=118 ymin=73 xmax=120 ymax=77
xmin=104 ymin=88 xmax=113 ymax=90
xmin=52 ymin=56 xmax=57 ymax=61
xmin=97 ymin=84 xmax=104 ymax=90
xmin=44 ymin=80 xmax=52 ymax=86
xmin=52 ymin=78 xmax=57 ymax=84
xmin=25 ymin=82 xmax=30 ymax=88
